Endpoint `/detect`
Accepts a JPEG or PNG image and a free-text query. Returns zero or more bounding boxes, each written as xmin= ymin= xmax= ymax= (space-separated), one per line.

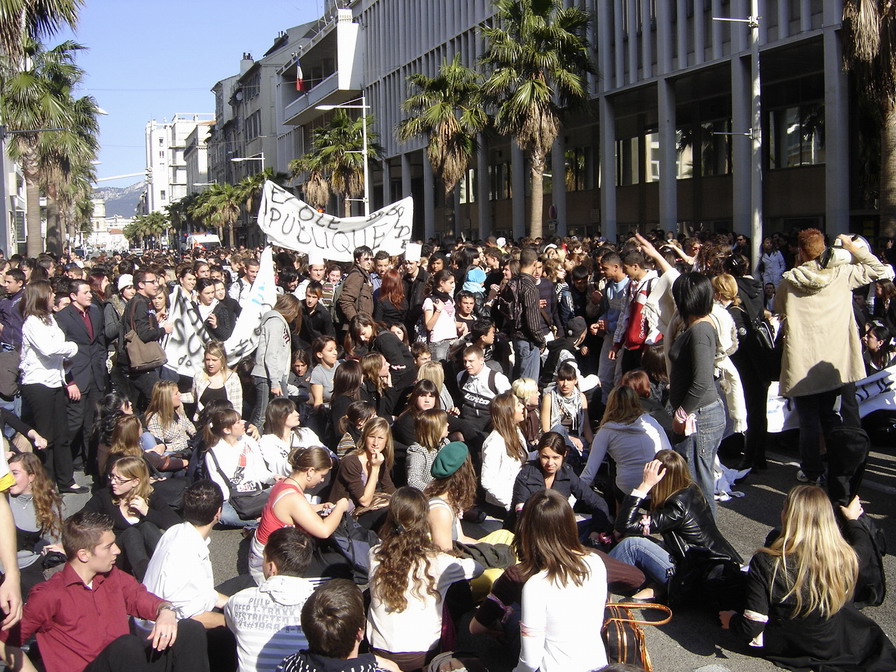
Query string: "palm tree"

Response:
xmin=397 ymin=54 xmax=487 ymax=231
xmin=479 ymin=0 xmax=595 ymax=239
xmin=0 ymin=0 xmax=81 ymax=60
xmin=289 ymin=151 xmax=330 ymax=209
xmin=1 ymin=38 xmax=94 ymax=255
xmin=125 ymin=212 xmax=167 ymax=249
xmin=190 ymin=182 xmax=242 ymax=247
xmin=237 ymin=167 xmax=290 ymax=216
xmin=843 ymin=2 xmax=896 ymax=238
xmin=290 ymin=110 xmax=383 ymax=216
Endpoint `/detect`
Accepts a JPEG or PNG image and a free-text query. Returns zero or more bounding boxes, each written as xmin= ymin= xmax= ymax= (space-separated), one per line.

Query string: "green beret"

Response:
xmin=430 ymin=441 xmax=469 ymax=479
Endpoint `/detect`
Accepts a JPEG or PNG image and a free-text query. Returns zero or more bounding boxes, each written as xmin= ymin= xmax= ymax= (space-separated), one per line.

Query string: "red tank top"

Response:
xmin=255 ymin=480 xmax=304 ymax=545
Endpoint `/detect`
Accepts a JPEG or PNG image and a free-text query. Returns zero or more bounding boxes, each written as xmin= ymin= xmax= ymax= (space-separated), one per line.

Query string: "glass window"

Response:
xmin=701 ymin=119 xmax=731 ymax=176
xmin=769 ymin=103 xmax=825 ymax=168
xmin=643 ymin=132 xmax=660 ymax=183
xmin=615 ymin=137 xmax=640 ymax=186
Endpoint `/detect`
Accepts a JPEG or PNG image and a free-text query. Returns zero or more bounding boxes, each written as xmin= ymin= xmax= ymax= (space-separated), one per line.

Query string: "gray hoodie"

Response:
xmin=250 ymin=310 xmax=292 ymax=391
xmin=582 ymin=414 xmax=672 ymax=494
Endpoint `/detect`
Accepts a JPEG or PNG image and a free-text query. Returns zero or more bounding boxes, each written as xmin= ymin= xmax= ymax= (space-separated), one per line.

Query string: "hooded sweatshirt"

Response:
xmin=250 ymin=309 xmax=292 ymax=391
xmin=224 ymin=574 xmax=315 ymax=672
xmin=582 ymin=414 xmax=672 ymax=494
xmin=777 ymin=246 xmax=887 ymax=397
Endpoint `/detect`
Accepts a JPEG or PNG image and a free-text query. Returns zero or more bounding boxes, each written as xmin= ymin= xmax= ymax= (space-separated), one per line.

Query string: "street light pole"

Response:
xmin=749 ymin=0 xmax=763 ymax=270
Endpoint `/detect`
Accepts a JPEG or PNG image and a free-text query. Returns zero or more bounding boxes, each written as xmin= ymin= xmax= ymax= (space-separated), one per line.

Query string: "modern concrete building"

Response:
xmin=184 ymin=122 xmax=213 ymax=195
xmin=280 ymin=0 xmax=866 ymax=245
xmin=142 ymin=113 xmax=215 ymax=214
xmin=0 ymin=152 xmax=28 ymax=254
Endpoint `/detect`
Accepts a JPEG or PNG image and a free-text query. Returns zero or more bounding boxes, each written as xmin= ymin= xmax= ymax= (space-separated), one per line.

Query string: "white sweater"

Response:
xmin=481 ymin=428 xmax=532 ymax=510
xmin=20 ymin=315 xmax=78 ymax=387
xmin=367 ymin=549 xmax=482 ymax=654
xmin=514 ymin=552 xmax=608 ymax=672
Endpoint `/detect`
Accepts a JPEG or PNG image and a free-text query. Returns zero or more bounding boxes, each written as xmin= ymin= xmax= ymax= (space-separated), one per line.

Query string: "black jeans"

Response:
xmin=83 ymin=618 xmax=209 ymax=672
xmin=67 ymin=384 xmax=102 ymax=470
xmin=21 ymin=383 xmax=74 ymax=489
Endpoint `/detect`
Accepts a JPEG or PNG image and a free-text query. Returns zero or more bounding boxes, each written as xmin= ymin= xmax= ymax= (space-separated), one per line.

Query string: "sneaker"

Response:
xmin=796 ymin=470 xmax=825 ymax=485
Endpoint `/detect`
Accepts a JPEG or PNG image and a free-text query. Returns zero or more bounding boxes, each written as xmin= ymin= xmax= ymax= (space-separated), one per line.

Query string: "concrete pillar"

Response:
xmin=423 ymin=155 xmax=435 ymax=241
xmin=658 ymin=78 xmax=678 ymax=234
xmin=512 ymin=142 xmax=526 ymax=239
xmin=599 ymin=97 xmax=617 ymax=242
xmin=552 ymin=135 xmax=568 ymax=237
xmin=381 ymin=159 xmax=390 ymax=208
xmin=731 ymin=56 xmax=752 ymax=235
xmin=824 ymin=27 xmax=849 ymax=231
xmin=477 ymin=134 xmax=491 ymax=239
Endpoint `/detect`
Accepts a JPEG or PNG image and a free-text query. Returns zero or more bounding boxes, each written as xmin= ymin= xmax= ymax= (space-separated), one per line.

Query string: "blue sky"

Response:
xmin=59 ymin=0 xmax=322 ymax=189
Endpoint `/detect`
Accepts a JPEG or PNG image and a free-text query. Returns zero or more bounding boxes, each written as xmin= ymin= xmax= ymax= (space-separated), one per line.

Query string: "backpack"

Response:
xmin=738 ymin=290 xmax=782 ymax=379
xmin=459 ymin=368 xmax=499 ymax=396
xmin=495 ymin=277 xmax=524 ymax=334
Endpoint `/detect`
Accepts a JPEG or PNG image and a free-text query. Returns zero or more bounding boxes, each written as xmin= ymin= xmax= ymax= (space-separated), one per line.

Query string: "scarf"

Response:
xmin=549 ymin=386 xmax=582 ymax=433
xmin=430 ymin=289 xmax=453 ymax=303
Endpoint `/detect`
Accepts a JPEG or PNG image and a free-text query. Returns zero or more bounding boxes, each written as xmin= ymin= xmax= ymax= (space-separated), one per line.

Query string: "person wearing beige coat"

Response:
xmin=777 ymin=231 xmax=889 ymax=484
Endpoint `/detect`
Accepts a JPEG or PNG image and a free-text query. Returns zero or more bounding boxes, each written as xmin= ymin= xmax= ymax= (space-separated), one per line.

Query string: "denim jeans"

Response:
xmin=249 ymin=376 xmax=271 ymax=429
xmin=609 ymin=536 xmax=674 ymax=586
xmin=674 ymin=399 xmax=725 ymax=518
xmin=512 ymin=338 xmax=541 ymax=382
xmin=220 ymin=500 xmax=259 ymax=528
xmin=429 ymin=339 xmax=451 ymax=362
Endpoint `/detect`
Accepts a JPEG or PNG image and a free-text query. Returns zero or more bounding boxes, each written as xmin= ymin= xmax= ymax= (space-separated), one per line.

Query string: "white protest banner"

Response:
xmin=257 ymin=180 xmax=413 ymax=261
xmin=164 ymin=287 xmax=209 ymax=377
xmin=163 ymin=247 xmax=277 ymax=376
xmin=765 ymin=365 xmax=896 ymax=433
xmin=223 ymin=246 xmax=277 ymax=366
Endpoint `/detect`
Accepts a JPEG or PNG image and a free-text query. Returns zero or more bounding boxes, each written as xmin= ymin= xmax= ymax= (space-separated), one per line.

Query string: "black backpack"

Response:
xmin=495 ymin=277 xmax=523 ymax=333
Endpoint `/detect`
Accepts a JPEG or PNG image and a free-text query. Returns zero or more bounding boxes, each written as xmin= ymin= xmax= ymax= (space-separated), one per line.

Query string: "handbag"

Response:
xmin=206 ymin=447 xmax=270 ymax=520
xmin=601 ymin=601 xmax=672 ymax=672
xmin=122 ymin=302 xmax=167 ymax=372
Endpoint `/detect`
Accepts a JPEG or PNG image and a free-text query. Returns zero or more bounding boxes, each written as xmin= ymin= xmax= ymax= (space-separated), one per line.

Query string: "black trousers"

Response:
xmin=83 ymin=618 xmax=209 ymax=672
xmin=67 ymin=383 xmax=103 ymax=469
xmin=21 ymin=383 xmax=74 ymax=489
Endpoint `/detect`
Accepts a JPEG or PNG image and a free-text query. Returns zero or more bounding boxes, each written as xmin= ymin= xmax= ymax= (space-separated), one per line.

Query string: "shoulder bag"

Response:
xmin=602 ymin=601 xmax=672 ymax=672
xmin=206 ymin=447 xmax=270 ymax=520
xmin=122 ymin=301 xmax=168 ymax=372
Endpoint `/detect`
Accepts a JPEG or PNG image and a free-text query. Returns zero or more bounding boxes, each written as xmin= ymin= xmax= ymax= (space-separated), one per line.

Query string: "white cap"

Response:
xmin=308 ymin=252 xmax=325 ymax=266
xmin=404 ymin=242 xmax=422 ymax=263
xmin=496 ymin=237 xmax=506 ymax=248
xmin=117 ymin=274 xmax=134 ymax=291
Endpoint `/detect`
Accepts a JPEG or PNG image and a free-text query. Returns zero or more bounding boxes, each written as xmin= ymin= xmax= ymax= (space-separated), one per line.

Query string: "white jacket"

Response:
xmin=20 ymin=315 xmax=77 ymax=387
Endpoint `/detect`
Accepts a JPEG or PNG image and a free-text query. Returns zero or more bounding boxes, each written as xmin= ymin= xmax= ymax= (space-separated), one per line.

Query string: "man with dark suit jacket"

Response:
xmin=57 ymin=279 xmax=108 ymax=473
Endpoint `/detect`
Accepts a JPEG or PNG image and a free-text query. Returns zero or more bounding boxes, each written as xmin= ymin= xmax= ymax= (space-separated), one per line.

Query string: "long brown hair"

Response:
xmin=361 ymin=353 xmax=388 ymax=395
xmin=20 ymin=279 xmax=53 ymax=324
xmin=414 ymin=409 xmax=448 ymax=453
xmin=761 ymin=485 xmax=858 ymax=619
xmin=490 ymin=392 xmax=526 ymax=462
xmin=109 ymin=416 xmax=144 ymax=459
xmin=379 ymin=268 xmax=405 ymax=309
xmin=144 ymin=380 xmax=179 ymax=429
xmin=9 ymin=453 xmax=63 ymax=538
xmin=600 ymin=386 xmax=643 ymax=427
xmin=274 ymin=292 xmax=302 ymax=331
xmin=353 ymin=416 xmax=394 ymax=471
xmin=649 ymin=449 xmax=697 ymax=510
xmin=371 ymin=487 xmax=441 ymax=612
xmin=424 ymin=456 xmax=477 ymax=515
xmin=330 ymin=359 xmax=362 ymax=401
xmin=515 ymin=489 xmax=590 ymax=586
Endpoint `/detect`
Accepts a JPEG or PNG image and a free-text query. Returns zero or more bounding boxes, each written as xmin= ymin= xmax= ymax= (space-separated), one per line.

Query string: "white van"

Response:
xmin=186 ymin=233 xmax=222 ymax=250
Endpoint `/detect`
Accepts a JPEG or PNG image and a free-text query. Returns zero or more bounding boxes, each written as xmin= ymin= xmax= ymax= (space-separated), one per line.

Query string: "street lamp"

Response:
xmin=317 ymin=95 xmax=371 ymax=217
xmin=230 ymin=153 xmax=265 ymax=171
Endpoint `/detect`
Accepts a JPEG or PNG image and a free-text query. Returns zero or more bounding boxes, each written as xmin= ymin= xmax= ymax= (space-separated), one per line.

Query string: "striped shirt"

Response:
xmin=224 ymin=574 xmax=315 ymax=672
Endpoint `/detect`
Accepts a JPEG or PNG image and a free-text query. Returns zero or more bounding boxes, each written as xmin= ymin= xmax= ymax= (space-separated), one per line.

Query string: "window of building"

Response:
xmin=676 ymin=128 xmax=694 ymax=179
xmin=643 ymin=132 xmax=660 ymax=183
xmin=564 ymin=147 xmax=591 ymax=192
xmin=768 ymin=103 xmax=825 ymax=169
xmin=458 ymin=167 xmax=477 ymax=204
xmin=246 ymin=110 xmax=262 ymax=140
xmin=160 ymin=190 xmax=166 ymax=201
xmin=159 ymin=151 xmax=165 ymax=159
xmin=700 ymin=119 xmax=732 ymax=176
xmin=489 ymin=162 xmax=512 ymax=200
xmin=615 ymin=137 xmax=640 ymax=186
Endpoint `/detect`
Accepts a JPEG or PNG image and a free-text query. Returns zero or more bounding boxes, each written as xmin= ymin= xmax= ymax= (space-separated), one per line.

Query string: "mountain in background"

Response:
xmin=92 ymin=181 xmax=144 ymax=217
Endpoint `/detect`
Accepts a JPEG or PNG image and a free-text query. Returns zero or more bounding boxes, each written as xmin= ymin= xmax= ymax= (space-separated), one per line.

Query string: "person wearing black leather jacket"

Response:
xmin=610 ymin=449 xmax=741 ymax=601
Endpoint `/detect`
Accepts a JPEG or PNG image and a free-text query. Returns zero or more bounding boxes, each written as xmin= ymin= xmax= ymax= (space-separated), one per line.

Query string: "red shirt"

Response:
xmin=18 ymin=564 xmax=164 ymax=672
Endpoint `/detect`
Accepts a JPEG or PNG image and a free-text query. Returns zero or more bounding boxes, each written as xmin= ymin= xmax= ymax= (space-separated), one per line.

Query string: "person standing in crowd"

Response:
xmin=117 ymin=270 xmax=174 ymax=411
xmin=532 ymin=256 xmax=559 ymax=347
xmin=422 ymin=270 xmax=458 ymax=362
xmin=503 ymin=248 xmax=546 ymax=382
xmin=594 ymin=252 xmax=630 ymax=402
xmin=402 ymin=246 xmax=430 ymax=338
xmin=373 ymin=269 xmax=408 ymax=329
xmin=229 ymin=257 xmax=260 ymax=308
xmin=337 ymin=246 xmax=375 ymax=332
xmin=777 ymin=232 xmax=888 ymax=489
xmin=0 ymin=268 xmax=25 ymax=349
xmin=298 ymin=280 xmax=335 ymax=349
xmin=611 ymin=251 xmax=661 ymax=375
xmin=250 ymin=294 xmax=301 ymax=429
xmin=19 ymin=280 xmax=85 ymax=494
xmin=56 ymin=279 xmax=108 ymax=474
xmin=371 ymin=251 xmax=391 ymax=298
xmin=757 ymin=236 xmax=787 ymax=288
xmin=295 ymin=256 xmax=326 ymax=299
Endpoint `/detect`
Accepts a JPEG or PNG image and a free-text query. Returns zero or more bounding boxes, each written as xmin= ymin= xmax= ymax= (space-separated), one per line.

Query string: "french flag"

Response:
xmin=296 ymin=64 xmax=304 ymax=91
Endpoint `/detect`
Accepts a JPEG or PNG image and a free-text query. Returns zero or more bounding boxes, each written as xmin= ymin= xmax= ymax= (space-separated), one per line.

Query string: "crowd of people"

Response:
xmin=0 ymin=228 xmax=892 ymax=672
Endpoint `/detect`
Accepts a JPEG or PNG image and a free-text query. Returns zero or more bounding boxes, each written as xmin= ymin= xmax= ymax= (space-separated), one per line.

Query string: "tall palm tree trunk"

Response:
xmin=46 ymin=198 xmax=61 ymax=254
xmin=343 ymin=195 xmax=352 ymax=218
xmin=881 ymin=101 xmax=896 ymax=239
xmin=25 ymin=178 xmax=42 ymax=256
xmin=228 ymin=221 xmax=235 ymax=248
xmin=529 ymin=151 xmax=546 ymax=240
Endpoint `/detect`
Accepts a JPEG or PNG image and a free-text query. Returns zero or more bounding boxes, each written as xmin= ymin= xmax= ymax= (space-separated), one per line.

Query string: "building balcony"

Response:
xmin=283 ymin=72 xmax=359 ymax=126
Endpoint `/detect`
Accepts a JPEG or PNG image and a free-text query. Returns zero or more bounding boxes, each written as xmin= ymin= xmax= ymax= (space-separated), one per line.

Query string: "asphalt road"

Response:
xmin=62 ymin=432 xmax=895 ymax=672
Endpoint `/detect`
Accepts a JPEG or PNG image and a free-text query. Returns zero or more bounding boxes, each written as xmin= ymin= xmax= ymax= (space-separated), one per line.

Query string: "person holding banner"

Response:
xmin=336 ymin=247 xmax=375 ymax=333
xmin=194 ymin=278 xmax=234 ymax=341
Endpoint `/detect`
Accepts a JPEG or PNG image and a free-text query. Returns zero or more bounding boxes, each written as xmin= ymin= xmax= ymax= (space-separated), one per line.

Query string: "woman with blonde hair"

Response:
xmin=512 ymin=489 xmax=608 ymax=672
xmin=144 ymin=380 xmax=196 ymax=457
xmin=512 ymin=377 xmax=541 ymax=449
xmin=406 ymin=409 xmax=449 ymax=490
xmin=330 ymin=415 xmax=397 ymax=531
xmin=360 ymin=352 xmax=393 ymax=418
xmin=367 ymin=487 xmax=483 ymax=671
xmin=417 ymin=361 xmax=455 ymax=414
xmin=722 ymin=486 xmax=896 ymax=670
xmin=8 ymin=453 xmax=64 ymax=597
xmin=580 ymin=385 xmax=671 ymax=500
xmin=481 ymin=391 xmax=531 ymax=516
xmin=610 ymin=449 xmax=741 ymax=601
xmin=82 ymin=455 xmax=181 ymax=579
xmin=191 ymin=341 xmax=243 ymax=418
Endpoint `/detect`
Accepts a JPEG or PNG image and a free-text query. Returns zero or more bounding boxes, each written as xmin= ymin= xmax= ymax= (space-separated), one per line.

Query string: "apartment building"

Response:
xmin=142 ymin=113 xmax=215 ymax=214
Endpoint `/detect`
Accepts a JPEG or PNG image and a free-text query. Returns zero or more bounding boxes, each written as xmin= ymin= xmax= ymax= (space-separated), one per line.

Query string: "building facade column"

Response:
xmin=401 ymin=152 xmax=412 ymax=198
xmin=599 ymin=96 xmax=617 ymax=242
xmin=381 ymin=159 xmax=390 ymax=208
xmin=423 ymin=154 xmax=435 ymax=241
xmin=823 ymin=27 xmax=849 ymax=231
xmin=551 ymin=135 xmax=567 ymax=237
xmin=477 ymin=134 xmax=491 ymax=239
xmin=658 ymin=78 xmax=678 ymax=234
xmin=731 ymin=55 xmax=751 ymax=235
xmin=512 ymin=142 xmax=526 ymax=240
